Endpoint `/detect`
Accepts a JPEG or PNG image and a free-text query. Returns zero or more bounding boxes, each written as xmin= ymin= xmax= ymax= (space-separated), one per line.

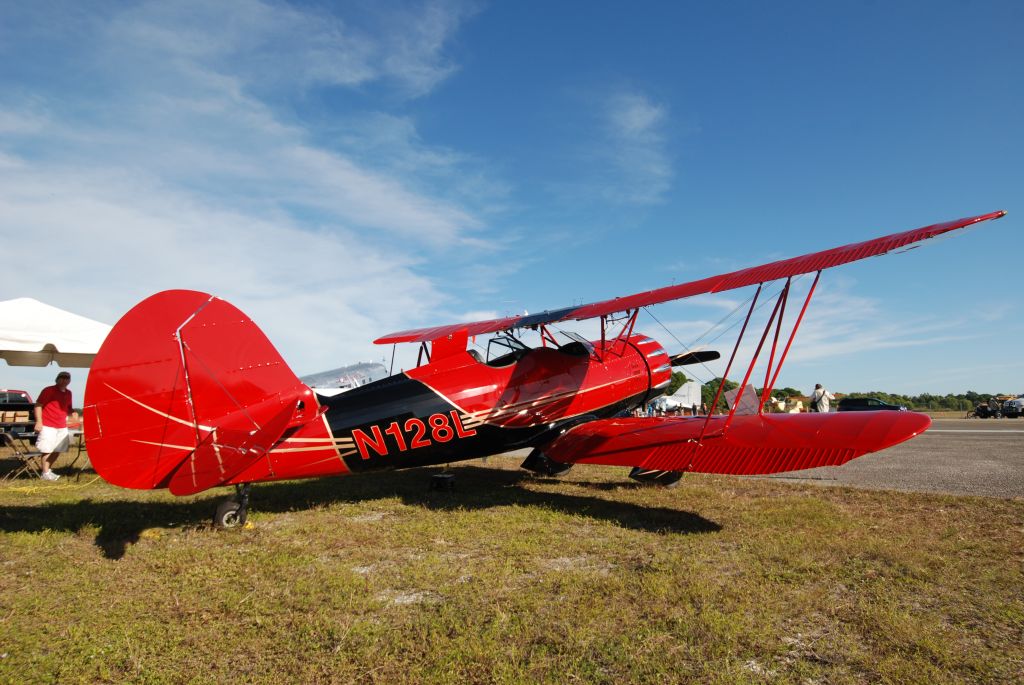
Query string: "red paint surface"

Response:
xmin=406 ymin=335 xmax=670 ymax=427
xmin=545 ymin=411 xmax=932 ymax=475
xmin=84 ymin=290 xmax=343 ymax=491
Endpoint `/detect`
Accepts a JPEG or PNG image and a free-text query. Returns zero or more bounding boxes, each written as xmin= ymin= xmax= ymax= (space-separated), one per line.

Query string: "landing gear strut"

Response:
xmin=520 ymin=449 xmax=573 ymax=477
xmin=213 ymin=483 xmax=251 ymax=528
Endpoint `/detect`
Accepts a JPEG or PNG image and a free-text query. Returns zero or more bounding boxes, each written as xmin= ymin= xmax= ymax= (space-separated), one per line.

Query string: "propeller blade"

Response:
xmin=670 ymin=350 xmax=720 ymax=366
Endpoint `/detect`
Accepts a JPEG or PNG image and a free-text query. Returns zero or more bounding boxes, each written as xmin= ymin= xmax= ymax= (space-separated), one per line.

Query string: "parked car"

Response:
xmin=837 ymin=397 xmax=907 ymax=412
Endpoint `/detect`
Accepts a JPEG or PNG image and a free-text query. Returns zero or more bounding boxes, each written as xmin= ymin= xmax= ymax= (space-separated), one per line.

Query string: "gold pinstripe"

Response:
xmin=104 ymin=383 xmax=215 ymax=432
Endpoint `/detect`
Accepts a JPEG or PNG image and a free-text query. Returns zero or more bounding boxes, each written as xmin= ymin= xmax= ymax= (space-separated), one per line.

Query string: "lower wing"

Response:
xmin=542 ymin=412 xmax=930 ymax=475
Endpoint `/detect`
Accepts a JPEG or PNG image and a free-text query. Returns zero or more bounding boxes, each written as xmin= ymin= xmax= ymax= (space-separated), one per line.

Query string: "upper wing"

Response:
xmin=374 ymin=211 xmax=1006 ymax=345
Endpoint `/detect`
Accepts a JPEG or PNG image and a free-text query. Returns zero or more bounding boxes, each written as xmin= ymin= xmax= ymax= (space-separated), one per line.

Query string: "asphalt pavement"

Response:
xmin=772 ymin=418 xmax=1024 ymax=498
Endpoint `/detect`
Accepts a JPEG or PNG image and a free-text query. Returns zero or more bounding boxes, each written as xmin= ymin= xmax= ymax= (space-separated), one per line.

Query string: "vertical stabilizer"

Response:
xmin=84 ymin=290 xmax=315 ymax=491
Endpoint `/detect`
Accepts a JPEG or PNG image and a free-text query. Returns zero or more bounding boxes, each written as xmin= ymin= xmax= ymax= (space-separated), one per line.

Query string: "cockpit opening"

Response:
xmin=478 ymin=331 xmax=596 ymax=367
xmin=485 ymin=335 xmax=531 ymax=366
xmin=558 ymin=331 xmax=595 ymax=357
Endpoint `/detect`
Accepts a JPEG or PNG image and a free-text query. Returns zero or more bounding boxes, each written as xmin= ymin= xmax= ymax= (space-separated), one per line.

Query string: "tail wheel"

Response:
xmin=214 ymin=500 xmax=247 ymax=528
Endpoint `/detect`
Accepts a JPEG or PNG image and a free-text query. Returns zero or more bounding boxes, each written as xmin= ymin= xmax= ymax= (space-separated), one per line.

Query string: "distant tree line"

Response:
xmin=664 ymin=372 xmax=1008 ymax=412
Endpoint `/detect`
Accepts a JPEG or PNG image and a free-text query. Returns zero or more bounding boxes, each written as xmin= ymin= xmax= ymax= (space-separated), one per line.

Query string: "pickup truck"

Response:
xmin=1003 ymin=397 xmax=1024 ymax=418
xmin=0 ymin=389 xmax=36 ymax=437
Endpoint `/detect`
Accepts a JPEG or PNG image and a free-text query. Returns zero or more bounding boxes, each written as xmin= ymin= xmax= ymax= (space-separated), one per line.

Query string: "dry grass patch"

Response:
xmin=0 ymin=456 xmax=1021 ymax=684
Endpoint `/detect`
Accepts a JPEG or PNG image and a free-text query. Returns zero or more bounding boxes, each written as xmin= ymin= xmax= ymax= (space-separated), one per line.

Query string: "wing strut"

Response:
xmin=595 ymin=309 xmax=639 ymax=361
xmin=762 ymin=270 xmax=821 ymax=409
xmin=698 ymin=284 xmax=763 ymax=444
xmin=757 ymin=278 xmax=792 ymax=413
xmin=539 ymin=325 xmax=559 ymax=348
xmin=696 ymin=270 xmax=823 ymax=450
xmin=722 ymin=279 xmax=790 ymax=433
xmin=613 ymin=309 xmax=640 ymax=352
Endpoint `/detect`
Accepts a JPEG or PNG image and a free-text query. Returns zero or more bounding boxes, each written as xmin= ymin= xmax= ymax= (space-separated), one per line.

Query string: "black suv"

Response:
xmin=837 ymin=397 xmax=907 ymax=412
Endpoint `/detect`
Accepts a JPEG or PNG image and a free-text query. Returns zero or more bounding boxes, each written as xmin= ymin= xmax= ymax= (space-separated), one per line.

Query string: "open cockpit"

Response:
xmin=475 ymin=332 xmax=595 ymax=367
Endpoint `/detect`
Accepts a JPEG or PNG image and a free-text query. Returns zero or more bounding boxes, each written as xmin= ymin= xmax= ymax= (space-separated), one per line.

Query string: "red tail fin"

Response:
xmin=84 ymin=290 xmax=316 ymax=491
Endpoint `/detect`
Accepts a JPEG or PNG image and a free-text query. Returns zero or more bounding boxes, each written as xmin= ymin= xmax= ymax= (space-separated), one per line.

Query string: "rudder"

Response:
xmin=84 ymin=290 xmax=315 ymax=491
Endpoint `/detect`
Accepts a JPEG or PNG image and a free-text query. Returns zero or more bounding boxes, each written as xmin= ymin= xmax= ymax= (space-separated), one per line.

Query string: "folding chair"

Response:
xmin=0 ymin=431 xmax=44 ymax=480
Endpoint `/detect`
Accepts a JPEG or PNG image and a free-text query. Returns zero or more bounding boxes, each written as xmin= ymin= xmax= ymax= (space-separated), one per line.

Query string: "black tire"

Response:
xmin=214 ymin=500 xmax=247 ymax=528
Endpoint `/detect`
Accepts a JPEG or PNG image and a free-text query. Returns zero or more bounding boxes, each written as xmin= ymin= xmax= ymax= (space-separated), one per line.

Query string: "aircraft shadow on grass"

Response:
xmin=0 ymin=464 xmax=720 ymax=560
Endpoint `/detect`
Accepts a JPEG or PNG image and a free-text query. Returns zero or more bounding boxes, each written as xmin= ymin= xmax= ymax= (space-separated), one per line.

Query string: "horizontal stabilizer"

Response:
xmin=168 ymin=399 xmax=300 ymax=496
xmin=544 ymin=412 xmax=931 ymax=475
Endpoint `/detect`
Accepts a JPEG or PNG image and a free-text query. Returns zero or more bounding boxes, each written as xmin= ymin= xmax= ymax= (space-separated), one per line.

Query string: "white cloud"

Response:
xmin=0 ymin=0 xmax=490 ymax=396
xmin=378 ymin=0 xmax=480 ymax=97
xmin=608 ymin=92 xmax=666 ymax=137
xmin=330 ymin=112 xmax=512 ymax=219
xmin=0 ymin=107 xmax=50 ymax=135
xmin=2 ymin=4 xmax=484 ymax=243
xmin=632 ymin=279 xmax=984 ymax=392
xmin=458 ymin=310 xmax=500 ymax=322
xmin=542 ymin=87 xmax=676 ymax=211
xmin=0 ymin=165 xmax=438 ymax=356
xmin=105 ymin=0 xmax=474 ymax=96
xmin=599 ymin=90 xmax=674 ymax=205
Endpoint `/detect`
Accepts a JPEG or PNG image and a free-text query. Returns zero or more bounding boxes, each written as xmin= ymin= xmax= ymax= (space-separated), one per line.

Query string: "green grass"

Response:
xmin=1 ymin=457 xmax=1021 ymax=684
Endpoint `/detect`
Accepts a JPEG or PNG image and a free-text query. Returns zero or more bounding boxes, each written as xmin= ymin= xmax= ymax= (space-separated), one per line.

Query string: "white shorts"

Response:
xmin=37 ymin=426 xmax=70 ymax=453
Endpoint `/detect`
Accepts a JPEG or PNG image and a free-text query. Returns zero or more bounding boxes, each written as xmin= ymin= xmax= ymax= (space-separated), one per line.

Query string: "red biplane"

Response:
xmin=83 ymin=211 xmax=1005 ymax=526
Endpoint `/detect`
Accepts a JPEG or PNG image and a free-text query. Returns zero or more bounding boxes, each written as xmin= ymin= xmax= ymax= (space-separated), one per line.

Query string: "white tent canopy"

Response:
xmin=0 ymin=298 xmax=111 ymax=368
xmin=651 ymin=381 xmax=703 ymax=411
xmin=670 ymin=381 xmax=703 ymax=408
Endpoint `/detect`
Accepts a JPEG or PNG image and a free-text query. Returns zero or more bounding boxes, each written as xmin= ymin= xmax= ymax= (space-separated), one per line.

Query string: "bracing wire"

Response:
xmin=641 ymin=274 xmax=807 ymax=385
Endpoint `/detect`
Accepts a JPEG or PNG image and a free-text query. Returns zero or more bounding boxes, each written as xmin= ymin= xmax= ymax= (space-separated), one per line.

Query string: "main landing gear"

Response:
xmin=213 ymin=483 xmax=251 ymax=528
xmin=628 ymin=467 xmax=684 ymax=488
xmin=520 ymin=449 xmax=573 ymax=477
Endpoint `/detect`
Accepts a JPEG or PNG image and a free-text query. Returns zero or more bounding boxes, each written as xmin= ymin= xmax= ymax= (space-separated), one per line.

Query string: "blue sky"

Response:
xmin=1 ymin=0 xmax=1021 ymax=401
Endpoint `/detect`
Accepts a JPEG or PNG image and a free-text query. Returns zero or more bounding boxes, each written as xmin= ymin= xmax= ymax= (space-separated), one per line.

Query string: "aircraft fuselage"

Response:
xmin=312 ymin=333 xmax=673 ymax=476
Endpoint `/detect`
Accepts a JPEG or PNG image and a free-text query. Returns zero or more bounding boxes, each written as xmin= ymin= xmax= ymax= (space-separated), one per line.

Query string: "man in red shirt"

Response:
xmin=34 ymin=371 xmax=74 ymax=481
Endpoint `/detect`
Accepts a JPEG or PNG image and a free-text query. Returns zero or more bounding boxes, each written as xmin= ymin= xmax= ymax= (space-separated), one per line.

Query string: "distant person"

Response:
xmin=34 ymin=371 xmax=75 ymax=481
xmin=810 ymin=383 xmax=835 ymax=413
